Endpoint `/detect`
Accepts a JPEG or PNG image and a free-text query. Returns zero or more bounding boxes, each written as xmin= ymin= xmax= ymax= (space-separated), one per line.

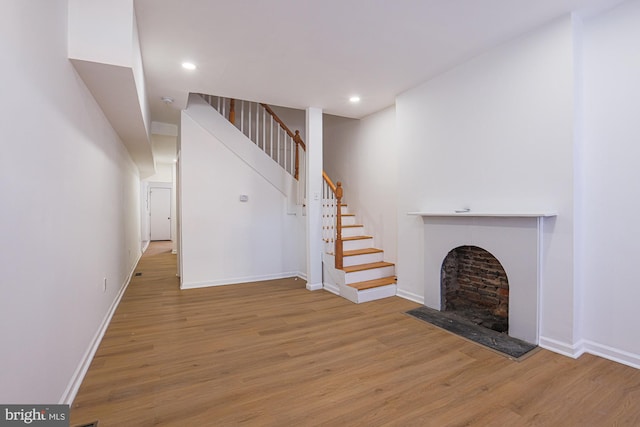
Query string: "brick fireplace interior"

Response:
xmin=441 ymin=245 xmax=509 ymax=333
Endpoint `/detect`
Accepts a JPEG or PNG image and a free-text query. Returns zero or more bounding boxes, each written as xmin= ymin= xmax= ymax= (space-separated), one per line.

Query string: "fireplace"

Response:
xmin=441 ymin=245 xmax=509 ymax=333
xmin=408 ymin=210 xmax=556 ymax=344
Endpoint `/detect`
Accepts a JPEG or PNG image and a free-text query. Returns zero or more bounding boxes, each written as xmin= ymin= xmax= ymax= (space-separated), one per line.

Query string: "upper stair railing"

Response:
xmin=322 ymin=172 xmax=344 ymax=269
xmin=199 ymin=93 xmax=345 ymax=269
xmin=199 ymin=94 xmax=306 ymax=181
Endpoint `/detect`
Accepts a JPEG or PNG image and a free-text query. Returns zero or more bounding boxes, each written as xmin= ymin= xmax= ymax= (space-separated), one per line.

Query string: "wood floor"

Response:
xmin=71 ymin=242 xmax=640 ymax=426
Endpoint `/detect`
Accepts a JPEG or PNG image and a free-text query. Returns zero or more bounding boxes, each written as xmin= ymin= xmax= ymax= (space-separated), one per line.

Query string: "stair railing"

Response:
xmin=200 ymin=93 xmax=346 ymax=266
xmin=199 ymin=94 xmax=306 ymax=181
xmin=322 ymin=172 xmax=344 ymax=269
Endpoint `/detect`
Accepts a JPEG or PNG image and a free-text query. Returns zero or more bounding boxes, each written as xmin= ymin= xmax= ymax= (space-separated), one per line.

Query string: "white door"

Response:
xmin=150 ymin=187 xmax=171 ymax=241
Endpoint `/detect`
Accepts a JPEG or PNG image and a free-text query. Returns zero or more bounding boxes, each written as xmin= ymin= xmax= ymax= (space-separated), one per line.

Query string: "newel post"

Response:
xmin=335 ymin=182 xmax=344 ymax=269
xmin=294 ymin=130 xmax=301 ymax=180
xmin=229 ymin=99 xmax=236 ymax=124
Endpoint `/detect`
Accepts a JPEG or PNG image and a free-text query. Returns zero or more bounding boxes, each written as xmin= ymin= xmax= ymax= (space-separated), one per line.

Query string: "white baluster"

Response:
xmin=277 ymin=127 xmax=281 ymax=166
xmin=270 ymin=116 xmax=274 ymax=159
xmin=289 ymin=138 xmax=296 ymax=177
xmin=262 ymin=108 xmax=267 ymax=152
xmin=247 ymin=102 xmax=253 ymax=141
xmin=240 ymin=100 xmax=245 ymax=134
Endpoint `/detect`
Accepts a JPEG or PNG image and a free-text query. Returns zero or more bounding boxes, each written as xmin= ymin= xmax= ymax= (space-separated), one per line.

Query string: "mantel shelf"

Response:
xmin=408 ymin=211 xmax=557 ymax=218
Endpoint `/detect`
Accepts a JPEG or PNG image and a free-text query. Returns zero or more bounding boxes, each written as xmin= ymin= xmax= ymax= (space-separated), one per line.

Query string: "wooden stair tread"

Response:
xmin=343 ymin=248 xmax=384 ymax=257
xmin=348 ymin=276 xmax=397 ymax=291
xmin=342 ymin=224 xmax=364 ymax=228
xmin=342 ymin=213 xmax=356 ymax=217
xmin=343 ymin=261 xmax=395 ymax=273
xmin=342 ymin=235 xmax=373 ymax=241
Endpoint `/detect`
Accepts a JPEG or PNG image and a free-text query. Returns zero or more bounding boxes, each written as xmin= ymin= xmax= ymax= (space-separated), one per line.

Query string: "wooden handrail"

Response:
xmin=260 ymin=103 xmax=306 ymax=180
xmin=260 ymin=103 xmax=298 ymax=141
xmin=293 ymin=130 xmax=306 ymax=151
xmin=322 ymin=171 xmax=337 ymax=193
xmin=201 ymin=94 xmax=307 ymax=180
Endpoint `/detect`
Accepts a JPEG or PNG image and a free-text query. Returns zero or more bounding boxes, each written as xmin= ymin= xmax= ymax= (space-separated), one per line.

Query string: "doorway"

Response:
xmin=150 ymin=187 xmax=171 ymax=240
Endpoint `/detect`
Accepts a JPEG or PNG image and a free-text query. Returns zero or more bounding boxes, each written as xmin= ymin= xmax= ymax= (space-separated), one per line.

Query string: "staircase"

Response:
xmin=198 ymin=93 xmax=396 ymax=303
xmin=323 ymin=180 xmax=397 ymax=303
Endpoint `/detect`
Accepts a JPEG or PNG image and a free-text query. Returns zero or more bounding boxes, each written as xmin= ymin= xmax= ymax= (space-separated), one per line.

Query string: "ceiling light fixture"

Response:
xmin=181 ymin=62 xmax=196 ymax=70
xmin=349 ymin=95 xmax=361 ymax=103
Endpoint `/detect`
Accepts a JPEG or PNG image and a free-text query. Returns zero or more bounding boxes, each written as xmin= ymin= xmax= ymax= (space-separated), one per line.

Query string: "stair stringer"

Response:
xmin=322 ymin=252 xmax=344 ymax=295
xmin=185 ymin=93 xmax=298 ymax=210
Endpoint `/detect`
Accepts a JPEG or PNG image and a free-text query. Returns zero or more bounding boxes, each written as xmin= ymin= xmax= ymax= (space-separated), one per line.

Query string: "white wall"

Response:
xmin=0 ymin=0 xmax=142 ymax=403
xmin=323 ymin=106 xmax=398 ymax=262
xmin=581 ymin=0 xmax=640 ymax=365
xmin=68 ymin=0 xmax=134 ymax=67
xmin=396 ymin=17 xmax=579 ymax=348
xmin=179 ymin=109 xmax=304 ymax=288
xmin=146 ymin=162 xmax=174 ymax=183
xmin=68 ymin=0 xmax=154 ymax=176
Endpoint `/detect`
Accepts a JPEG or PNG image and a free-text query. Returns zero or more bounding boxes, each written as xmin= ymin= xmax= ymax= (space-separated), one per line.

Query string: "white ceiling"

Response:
xmin=134 ymin=0 xmax=624 ymax=126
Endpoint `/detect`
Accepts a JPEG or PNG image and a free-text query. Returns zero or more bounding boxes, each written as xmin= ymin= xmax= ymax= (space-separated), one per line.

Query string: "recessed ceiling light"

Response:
xmin=349 ymin=95 xmax=361 ymax=103
xmin=182 ymin=62 xmax=196 ymax=70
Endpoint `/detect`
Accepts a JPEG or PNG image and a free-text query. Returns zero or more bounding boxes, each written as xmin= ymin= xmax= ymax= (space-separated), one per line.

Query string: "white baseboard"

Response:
xmin=538 ymin=336 xmax=585 ymax=359
xmin=296 ymin=271 xmax=308 ymax=281
xmin=396 ymin=288 xmax=424 ymax=305
xmin=581 ymin=340 xmax=640 ymax=369
xmin=306 ymin=282 xmax=323 ymax=291
xmin=539 ymin=336 xmax=640 ymax=369
xmin=60 ymin=250 xmax=142 ymax=405
xmin=181 ymin=272 xmax=302 ymax=289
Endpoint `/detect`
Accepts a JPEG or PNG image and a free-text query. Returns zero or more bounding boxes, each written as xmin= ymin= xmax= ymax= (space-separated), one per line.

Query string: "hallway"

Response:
xmin=70 ymin=243 xmax=640 ymax=426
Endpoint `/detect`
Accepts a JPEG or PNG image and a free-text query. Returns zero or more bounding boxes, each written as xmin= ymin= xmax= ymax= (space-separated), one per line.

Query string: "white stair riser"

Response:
xmin=341 ymin=216 xmax=357 ymax=226
xmin=343 ymin=252 xmax=384 ymax=267
xmin=343 ymin=238 xmax=373 ymax=251
xmin=342 ymin=226 xmax=365 ymax=238
xmin=345 ymin=266 xmax=396 ymax=284
xmin=355 ymin=284 xmax=397 ymax=303
xmin=341 ymin=206 xmax=349 ymax=215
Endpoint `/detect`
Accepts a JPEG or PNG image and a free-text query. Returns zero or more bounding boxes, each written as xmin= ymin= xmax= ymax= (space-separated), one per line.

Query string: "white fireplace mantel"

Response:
xmin=408 ymin=211 xmax=557 ymax=218
xmin=409 ymin=209 xmax=556 ymax=344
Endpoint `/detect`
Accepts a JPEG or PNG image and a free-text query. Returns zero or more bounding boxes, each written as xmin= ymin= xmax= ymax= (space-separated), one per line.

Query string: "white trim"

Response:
xmin=396 ymin=288 xmax=425 ymax=305
xmin=141 ymin=240 xmax=150 ymax=253
xmin=181 ymin=272 xmax=301 ymax=289
xmin=323 ymin=282 xmax=340 ymax=295
xmin=355 ymin=284 xmax=397 ymax=303
xmin=408 ymin=211 xmax=557 ymax=218
xmin=582 ymin=340 xmax=640 ymax=369
xmin=539 ymin=336 xmax=640 ymax=369
xmin=296 ymin=271 xmax=308 ymax=281
xmin=59 ymin=251 xmax=142 ymax=405
xmin=538 ymin=336 xmax=586 ymax=359
xmin=306 ymin=282 xmax=323 ymax=291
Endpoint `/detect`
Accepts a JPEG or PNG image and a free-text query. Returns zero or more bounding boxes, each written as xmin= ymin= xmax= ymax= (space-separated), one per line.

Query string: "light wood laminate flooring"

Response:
xmin=70 ymin=242 xmax=640 ymax=426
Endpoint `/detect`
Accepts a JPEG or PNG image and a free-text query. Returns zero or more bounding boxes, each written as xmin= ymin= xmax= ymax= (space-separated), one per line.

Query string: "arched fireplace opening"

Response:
xmin=441 ymin=245 xmax=509 ymax=333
